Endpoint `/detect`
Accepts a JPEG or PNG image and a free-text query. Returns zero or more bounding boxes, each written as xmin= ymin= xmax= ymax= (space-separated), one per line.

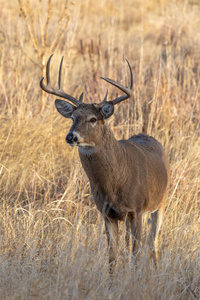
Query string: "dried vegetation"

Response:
xmin=0 ymin=0 xmax=200 ymax=299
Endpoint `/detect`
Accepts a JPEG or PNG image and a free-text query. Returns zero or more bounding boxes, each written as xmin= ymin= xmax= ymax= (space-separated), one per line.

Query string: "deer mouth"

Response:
xmin=66 ymin=132 xmax=95 ymax=148
xmin=78 ymin=142 xmax=95 ymax=148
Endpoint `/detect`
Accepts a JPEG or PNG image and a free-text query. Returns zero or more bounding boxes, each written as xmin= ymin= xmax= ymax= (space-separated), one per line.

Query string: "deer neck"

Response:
xmin=78 ymin=124 xmax=123 ymax=183
xmin=78 ymin=124 xmax=120 ymax=158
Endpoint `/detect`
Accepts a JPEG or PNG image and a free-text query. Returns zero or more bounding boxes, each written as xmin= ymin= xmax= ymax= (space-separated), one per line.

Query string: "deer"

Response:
xmin=40 ymin=54 xmax=170 ymax=271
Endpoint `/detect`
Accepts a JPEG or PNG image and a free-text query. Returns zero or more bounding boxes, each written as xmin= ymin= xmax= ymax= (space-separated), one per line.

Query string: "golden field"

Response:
xmin=0 ymin=0 xmax=200 ymax=298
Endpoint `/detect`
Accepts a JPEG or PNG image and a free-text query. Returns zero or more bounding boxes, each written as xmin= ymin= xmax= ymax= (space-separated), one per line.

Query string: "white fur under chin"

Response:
xmin=78 ymin=144 xmax=96 ymax=155
xmin=71 ymin=131 xmax=95 ymax=154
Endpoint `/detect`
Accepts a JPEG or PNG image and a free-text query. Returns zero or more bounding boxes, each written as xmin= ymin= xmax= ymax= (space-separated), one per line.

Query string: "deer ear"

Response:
xmin=55 ymin=99 xmax=76 ymax=118
xmin=100 ymin=102 xmax=114 ymax=119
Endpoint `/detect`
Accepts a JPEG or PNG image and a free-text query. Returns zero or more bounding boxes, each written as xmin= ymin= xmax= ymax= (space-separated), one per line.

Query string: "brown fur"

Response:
xmin=40 ymin=56 xmax=170 ymax=271
xmin=71 ymin=106 xmax=170 ymax=269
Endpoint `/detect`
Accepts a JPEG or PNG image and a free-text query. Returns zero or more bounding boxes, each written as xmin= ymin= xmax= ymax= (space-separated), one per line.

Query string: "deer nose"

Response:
xmin=66 ymin=133 xmax=78 ymax=144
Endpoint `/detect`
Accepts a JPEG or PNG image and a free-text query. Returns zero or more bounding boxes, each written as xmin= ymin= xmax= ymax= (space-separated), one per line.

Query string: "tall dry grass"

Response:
xmin=0 ymin=0 xmax=200 ymax=299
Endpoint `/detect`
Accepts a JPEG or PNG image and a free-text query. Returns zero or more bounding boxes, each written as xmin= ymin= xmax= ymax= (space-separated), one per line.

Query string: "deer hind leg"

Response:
xmin=125 ymin=216 xmax=131 ymax=258
xmin=149 ymin=202 xmax=165 ymax=266
xmin=105 ymin=218 xmax=118 ymax=272
xmin=131 ymin=212 xmax=142 ymax=258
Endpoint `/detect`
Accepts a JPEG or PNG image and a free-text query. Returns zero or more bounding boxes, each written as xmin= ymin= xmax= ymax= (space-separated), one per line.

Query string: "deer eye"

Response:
xmin=89 ymin=117 xmax=97 ymax=123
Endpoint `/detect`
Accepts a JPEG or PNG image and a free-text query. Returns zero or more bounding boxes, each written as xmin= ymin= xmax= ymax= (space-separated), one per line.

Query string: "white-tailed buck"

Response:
xmin=40 ymin=55 xmax=169 ymax=270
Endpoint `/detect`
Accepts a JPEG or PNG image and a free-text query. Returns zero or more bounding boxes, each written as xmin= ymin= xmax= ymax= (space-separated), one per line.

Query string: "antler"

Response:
xmin=40 ymin=54 xmax=80 ymax=107
xmin=99 ymin=59 xmax=133 ymax=106
xmin=40 ymin=55 xmax=133 ymax=108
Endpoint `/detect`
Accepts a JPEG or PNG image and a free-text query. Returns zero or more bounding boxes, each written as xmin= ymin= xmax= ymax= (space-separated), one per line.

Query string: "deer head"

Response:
xmin=40 ymin=55 xmax=133 ymax=148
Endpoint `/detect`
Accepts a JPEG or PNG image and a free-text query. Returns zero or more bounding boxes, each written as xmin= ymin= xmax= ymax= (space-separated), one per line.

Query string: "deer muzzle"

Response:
xmin=66 ymin=132 xmax=78 ymax=145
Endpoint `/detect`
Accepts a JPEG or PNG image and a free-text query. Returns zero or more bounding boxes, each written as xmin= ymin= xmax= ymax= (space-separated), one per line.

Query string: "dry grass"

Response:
xmin=0 ymin=0 xmax=200 ymax=299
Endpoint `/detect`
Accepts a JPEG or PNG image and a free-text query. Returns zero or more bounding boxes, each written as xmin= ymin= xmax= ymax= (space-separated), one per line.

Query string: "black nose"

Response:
xmin=66 ymin=133 xmax=78 ymax=144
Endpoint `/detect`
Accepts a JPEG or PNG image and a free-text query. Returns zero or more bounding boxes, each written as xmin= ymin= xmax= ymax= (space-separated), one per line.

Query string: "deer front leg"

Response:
xmin=105 ymin=217 xmax=118 ymax=272
xmin=125 ymin=217 xmax=131 ymax=256
xmin=131 ymin=212 xmax=142 ymax=258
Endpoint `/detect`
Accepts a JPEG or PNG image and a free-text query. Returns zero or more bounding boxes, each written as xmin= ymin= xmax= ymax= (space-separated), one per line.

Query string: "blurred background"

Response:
xmin=0 ymin=0 xmax=199 ymax=298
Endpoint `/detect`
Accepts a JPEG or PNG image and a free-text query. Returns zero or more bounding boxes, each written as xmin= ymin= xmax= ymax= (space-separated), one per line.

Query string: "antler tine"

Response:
xmin=79 ymin=92 xmax=84 ymax=103
xmin=97 ymin=90 xmax=108 ymax=108
xmin=103 ymin=90 xmax=108 ymax=102
xmin=40 ymin=54 xmax=53 ymax=91
xmin=58 ymin=56 xmax=64 ymax=90
xmin=40 ymin=55 xmax=80 ymax=107
xmin=46 ymin=54 xmax=53 ymax=85
xmin=100 ymin=59 xmax=133 ymax=105
xmin=125 ymin=58 xmax=133 ymax=90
